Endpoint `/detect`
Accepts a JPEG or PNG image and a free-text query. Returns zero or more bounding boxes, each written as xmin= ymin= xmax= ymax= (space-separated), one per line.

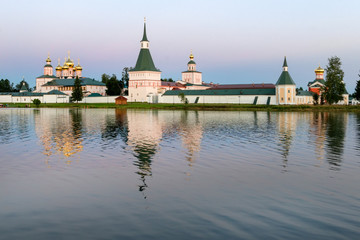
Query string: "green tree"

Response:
xmin=354 ymin=75 xmax=360 ymax=100
xmin=312 ymin=93 xmax=319 ymax=105
xmin=322 ymin=56 xmax=345 ymax=105
xmin=101 ymin=73 xmax=110 ymax=84
xmin=121 ymin=67 xmax=129 ymax=88
xmin=178 ymin=92 xmax=188 ymax=104
xmin=72 ymin=76 xmax=83 ymax=103
xmin=105 ymin=74 xmax=123 ymax=96
xmin=0 ymin=79 xmax=14 ymax=92
xmin=32 ymin=99 xmax=41 ymax=107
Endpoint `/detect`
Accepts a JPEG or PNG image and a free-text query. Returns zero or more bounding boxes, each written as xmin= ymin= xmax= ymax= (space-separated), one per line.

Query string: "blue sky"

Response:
xmin=0 ymin=0 xmax=360 ymax=91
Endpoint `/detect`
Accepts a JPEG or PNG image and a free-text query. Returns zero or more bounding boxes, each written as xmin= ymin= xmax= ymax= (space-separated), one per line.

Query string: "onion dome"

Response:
xmin=62 ymin=63 xmax=69 ymax=69
xmin=188 ymin=51 xmax=196 ymax=64
xmin=56 ymin=58 xmax=62 ymax=70
xmin=315 ymin=65 xmax=324 ymax=73
xmin=66 ymin=58 xmax=74 ymax=68
xmin=46 ymin=54 xmax=51 ymax=63
xmin=75 ymin=59 xmax=82 ymax=70
xmin=75 ymin=64 xmax=82 ymax=70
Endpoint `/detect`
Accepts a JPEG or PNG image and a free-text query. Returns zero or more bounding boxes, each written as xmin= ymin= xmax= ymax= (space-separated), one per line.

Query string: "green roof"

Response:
xmin=276 ymin=71 xmax=295 ymax=85
xmin=130 ymin=49 xmax=159 ymax=72
xmin=20 ymin=84 xmax=28 ymax=91
xmin=283 ymin=57 xmax=288 ymax=67
xmin=42 ymin=77 xmax=105 ymax=87
xmin=163 ymin=88 xmax=275 ymax=96
xmin=44 ymin=64 xmax=52 ymax=68
xmin=188 ymin=60 xmax=196 ymax=64
xmin=37 ymin=75 xmax=58 ymax=79
xmin=308 ymin=79 xmax=325 ymax=87
xmin=47 ymin=90 xmax=67 ymax=95
xmin=297 ymin=90 xmax=314 ymax=96
xmin=141 ymin=22 xmax=148 ymax=42
xmin=87 ymin=93 xmax=102 ymax=97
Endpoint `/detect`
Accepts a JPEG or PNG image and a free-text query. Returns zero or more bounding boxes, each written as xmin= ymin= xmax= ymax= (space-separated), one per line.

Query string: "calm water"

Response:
xmin=0 ymin=108 xmax=359 ymax=240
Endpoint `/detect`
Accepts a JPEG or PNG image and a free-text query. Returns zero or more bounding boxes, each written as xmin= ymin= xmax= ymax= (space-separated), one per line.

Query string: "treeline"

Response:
xmin=101 ymin=67 xmax=129 ymax=96
xmin=0 ymin=79 xmax=31 ymax=92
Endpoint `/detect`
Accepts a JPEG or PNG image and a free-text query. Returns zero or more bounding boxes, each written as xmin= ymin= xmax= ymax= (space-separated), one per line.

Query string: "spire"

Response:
xmin=276 ymin=57 xmax=295 ymax=85
xmin=141 ymin=17 xmax=149 ymax=42
xmin=283 ymin=56 xmax=288 ymax=68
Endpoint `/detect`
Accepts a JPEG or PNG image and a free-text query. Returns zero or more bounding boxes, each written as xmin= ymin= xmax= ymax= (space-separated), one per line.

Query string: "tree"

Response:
xmin=312 ymin=93 xmax=319 ymax=105
xmin=178 ymin=92 xmax=188 ymax=104
xmin=354 ymin=75 xmax=360 ymax=100
xmin=15 ymin=79 xmax=30 ymax=92
xmin=72 ymin=76 xmax=83 ymax=103
xmin=0 ymin=79 xmax=14 ymax=92
xmin=322 ymin=56 xmax=345 ymax=105
xmin=32 ymin=99 xmax=41 ymax=107
xmin=121 ymin=67 xmax=129 ymax=88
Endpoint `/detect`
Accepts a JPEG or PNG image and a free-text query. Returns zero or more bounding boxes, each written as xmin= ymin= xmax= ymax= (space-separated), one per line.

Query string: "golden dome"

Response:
xmin=75 ymin=59 xmax=82 ymax=70
xmin=315 ymin=65 xmax=324 ymax=73
xmin=66 ymin=58 xmax=74 ymax=68
xmin=75 ymin=65 xmax=82 ymax=70
xmin=56 ymin=65 xmax=62 ymax=70
xmin=189 ymin=53 xmax=194 ymax=60
xmin=62 ymin=63 xmax=69 ymax=69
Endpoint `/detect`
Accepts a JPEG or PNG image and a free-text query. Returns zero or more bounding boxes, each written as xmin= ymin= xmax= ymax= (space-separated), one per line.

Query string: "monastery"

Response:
xmin=128 ymin=21 xmax=349 ymax=105
xmin=34 ymin=53 xmax=106 ymax=96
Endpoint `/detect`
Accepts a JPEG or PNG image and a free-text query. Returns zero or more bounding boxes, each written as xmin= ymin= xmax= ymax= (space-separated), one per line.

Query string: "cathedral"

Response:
xmin=34 ymin=53 xmax=106 ymax=96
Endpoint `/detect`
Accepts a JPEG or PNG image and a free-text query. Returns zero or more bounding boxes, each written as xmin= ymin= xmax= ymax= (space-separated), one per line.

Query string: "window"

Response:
xmin=288 ymin=90 xmax=290 ymax=93
xmin=288 ymin=98 xmax=290 ymax=101
xmin=281 ymin=97 xmax=283 ymax=101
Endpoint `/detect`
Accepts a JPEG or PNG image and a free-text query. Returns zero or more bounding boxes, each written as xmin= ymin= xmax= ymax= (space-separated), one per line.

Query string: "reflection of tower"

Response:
xmin=179 ymin=111 xmax=203 ymax=165
xmin=277 ymin=112 xmax=297 ymax=168
xmin=127 ymin=110 xmax=163 ymax=197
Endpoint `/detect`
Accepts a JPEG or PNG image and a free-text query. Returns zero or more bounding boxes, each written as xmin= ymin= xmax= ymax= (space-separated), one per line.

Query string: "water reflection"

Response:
xmin=309 ymin=112 xmax=327 ymax=165
xmin=356 ymin=113 xmax=360 ymax=157
xmin=35 ymin=109 xmax=83 ymax=160
xmin=277 ymin=112 xmax=297 ymax=169
xmin=325 ymin=113 xmax=347 ymax=170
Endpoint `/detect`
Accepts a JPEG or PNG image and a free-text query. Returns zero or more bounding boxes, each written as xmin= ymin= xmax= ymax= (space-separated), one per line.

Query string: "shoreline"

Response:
xmin=1 ymin=102 xmax=360 ymax=112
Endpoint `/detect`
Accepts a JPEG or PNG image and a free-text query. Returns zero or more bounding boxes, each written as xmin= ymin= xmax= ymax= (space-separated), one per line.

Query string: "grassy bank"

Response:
xmin=2 ymin=102 xmax=360 ymax=112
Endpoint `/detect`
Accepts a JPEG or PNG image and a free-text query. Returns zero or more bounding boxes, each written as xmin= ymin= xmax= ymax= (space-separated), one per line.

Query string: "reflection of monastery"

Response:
xmin=128 ymin=21 xmax=349 ymax=105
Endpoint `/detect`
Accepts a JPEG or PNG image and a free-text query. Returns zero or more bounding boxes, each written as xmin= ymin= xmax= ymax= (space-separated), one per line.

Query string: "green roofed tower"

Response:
xmin=128 ymin=18 xmax=162 ymax=102
xmin=276 ymin=57 xmax=297 ymax=105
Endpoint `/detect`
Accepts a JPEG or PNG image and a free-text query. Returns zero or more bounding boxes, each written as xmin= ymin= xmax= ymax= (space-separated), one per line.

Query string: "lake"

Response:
xmin=0 ymin=108 xmax=359 ymax=240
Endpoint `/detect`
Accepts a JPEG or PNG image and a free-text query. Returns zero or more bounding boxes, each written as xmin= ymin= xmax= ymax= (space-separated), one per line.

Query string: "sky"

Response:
xmin=1 ymin=0 xmax=360 ymax=92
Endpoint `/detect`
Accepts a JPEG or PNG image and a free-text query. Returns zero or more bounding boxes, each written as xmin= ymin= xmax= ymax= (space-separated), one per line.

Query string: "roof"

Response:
xmin=37 ymin=75 xmax=58 ymax=79
xmin=42 ymin=77 xmax=105 ymax=87
xmin=20 ymin=84 xmax=28 ymax=91
xmin=46 ymin=90 xmax=67 ymax=95
xmin=44 ymin=64 xmax=52 ymax=68
xmin=87 ymin=93 xmax=102 ymax=97
xmin=188 ymin=60 xmax=196 ymax=65
xmin=308 ymin=79 xmax=325 ymax=87
xmin=163 ymin=88 xmax=275 ymax=96
xmin=276 ymin=71 xmax=295 ymax=85
xmin=141 ymin=22 xmax=148 ymax=42
xmin=115 ymin=96 xmax=127 ymax=100
xmin=211 ymin=83 xmax=275 ymax=89
xmin=283 ymin=57 xmax=288 ymax=67
xmin=130 ymin=49 xmax=159 ymax=72
xmin=297 ymin=90 xmax=314 ymax=96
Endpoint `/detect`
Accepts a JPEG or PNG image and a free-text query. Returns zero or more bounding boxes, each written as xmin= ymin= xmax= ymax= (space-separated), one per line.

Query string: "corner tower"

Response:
xmin=128 ymin=19 xmax=161 ymax=102
xmin=275 ymin=57 xmax=296 ymax=105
